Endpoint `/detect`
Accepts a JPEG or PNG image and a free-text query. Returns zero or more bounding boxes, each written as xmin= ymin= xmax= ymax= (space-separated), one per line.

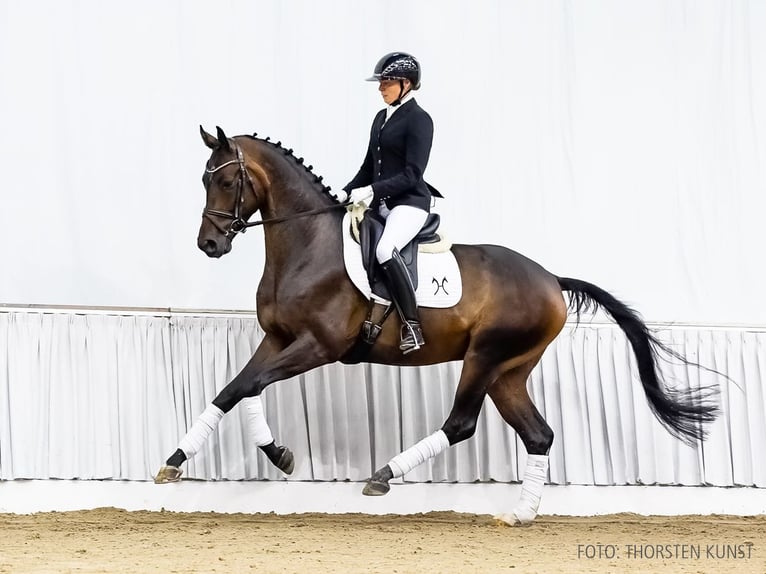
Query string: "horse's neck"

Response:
xmin=261 ymin=210 xmax=344 ymax=274
xmin=253 ymin=143 xmax=345 ymax=280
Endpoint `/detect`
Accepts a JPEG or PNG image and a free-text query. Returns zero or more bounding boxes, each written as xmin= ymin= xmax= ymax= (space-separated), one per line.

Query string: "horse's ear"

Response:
xmin=215 ymin=126 xmax=232 ymax=152
xmin=200 ymin=125 xmax=219 ymax=150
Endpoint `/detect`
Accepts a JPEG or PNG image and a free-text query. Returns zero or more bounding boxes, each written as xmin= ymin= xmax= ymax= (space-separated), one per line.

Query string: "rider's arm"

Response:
xmin=343 ymin=145 xmax=374 ymax=192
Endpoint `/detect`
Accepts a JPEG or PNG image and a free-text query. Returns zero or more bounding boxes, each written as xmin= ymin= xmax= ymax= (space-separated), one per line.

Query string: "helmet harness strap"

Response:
xmin=392 ymin=80 xmax=411 ymax=107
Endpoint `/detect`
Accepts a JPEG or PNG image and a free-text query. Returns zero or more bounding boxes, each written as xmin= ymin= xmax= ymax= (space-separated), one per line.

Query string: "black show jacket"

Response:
xmin=344 ymin=98 xmax=441 ymax=212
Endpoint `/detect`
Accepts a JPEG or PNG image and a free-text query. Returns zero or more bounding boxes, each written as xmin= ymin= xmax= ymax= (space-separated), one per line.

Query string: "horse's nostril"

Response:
xmin=200 ymin=239 xmax=218 ymax=255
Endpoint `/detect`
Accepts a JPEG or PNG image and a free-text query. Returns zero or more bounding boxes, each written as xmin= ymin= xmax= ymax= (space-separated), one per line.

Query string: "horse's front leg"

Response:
xmin=155 ymin=334 xmax=331 ymax=483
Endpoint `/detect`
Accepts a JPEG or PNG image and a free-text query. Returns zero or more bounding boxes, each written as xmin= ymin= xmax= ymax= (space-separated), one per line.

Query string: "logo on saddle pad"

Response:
xmin=342 ymin=212 xmax=462 ymax=308
xmin=432 ymin=277 xmax=449 ymax=296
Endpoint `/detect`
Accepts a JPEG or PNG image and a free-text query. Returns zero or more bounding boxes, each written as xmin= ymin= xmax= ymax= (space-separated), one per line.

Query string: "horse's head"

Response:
xmin=197 ymin=126 xmax=268 ymax=258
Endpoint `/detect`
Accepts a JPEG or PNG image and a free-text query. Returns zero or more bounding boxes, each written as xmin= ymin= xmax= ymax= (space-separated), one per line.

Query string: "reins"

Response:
xmin=238 ymin=200 xmax=352 ymax=228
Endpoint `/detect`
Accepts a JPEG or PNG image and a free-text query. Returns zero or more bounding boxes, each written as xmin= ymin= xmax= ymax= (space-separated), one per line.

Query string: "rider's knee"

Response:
xmin=375 ymin=242 xmax=394 ymax=264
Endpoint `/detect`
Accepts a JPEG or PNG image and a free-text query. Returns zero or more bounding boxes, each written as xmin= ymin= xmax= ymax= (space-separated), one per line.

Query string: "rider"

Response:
xmin=343 ymin=52 xmax=442 ymax=354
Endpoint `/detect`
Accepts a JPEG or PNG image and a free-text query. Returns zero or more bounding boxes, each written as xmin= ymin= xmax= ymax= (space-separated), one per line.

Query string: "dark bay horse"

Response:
xmin=155 ymin=126 xmax=718 ymax=525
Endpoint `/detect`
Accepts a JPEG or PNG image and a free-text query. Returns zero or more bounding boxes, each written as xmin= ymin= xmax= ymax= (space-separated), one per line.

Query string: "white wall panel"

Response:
xmin=0 ymin=1 xmax=764 ymax=325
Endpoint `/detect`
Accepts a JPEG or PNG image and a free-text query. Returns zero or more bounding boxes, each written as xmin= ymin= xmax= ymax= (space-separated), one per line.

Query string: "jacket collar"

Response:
xmin=387 ymin=91 xmax=415 ymax=115
xmin=379 ymin=98 xmax=417 ymax=130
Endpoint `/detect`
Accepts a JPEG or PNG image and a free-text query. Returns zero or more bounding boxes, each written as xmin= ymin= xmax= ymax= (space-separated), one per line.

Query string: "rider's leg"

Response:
xmin=376 ymin=205 xmax=429 ymax=353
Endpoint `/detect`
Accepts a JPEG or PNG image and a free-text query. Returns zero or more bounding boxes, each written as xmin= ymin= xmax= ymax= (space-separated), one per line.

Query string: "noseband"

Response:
xmin=203 ymin=142 xmax=350 ymax=239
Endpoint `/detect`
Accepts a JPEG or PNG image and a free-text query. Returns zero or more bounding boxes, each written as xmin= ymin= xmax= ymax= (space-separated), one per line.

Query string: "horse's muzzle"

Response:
xmin=198 ymin=237 xmax=231 ymax=258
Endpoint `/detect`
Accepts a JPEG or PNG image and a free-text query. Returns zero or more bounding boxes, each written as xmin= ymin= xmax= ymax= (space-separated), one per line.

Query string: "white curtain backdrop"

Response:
xmin=1 ymin=1 xmax=765 ymax=325
xmin=1 ymin=310 xmax=764 ymax=487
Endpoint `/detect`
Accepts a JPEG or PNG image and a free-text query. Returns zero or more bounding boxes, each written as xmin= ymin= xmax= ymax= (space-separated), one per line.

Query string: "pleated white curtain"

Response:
xmin=1 ymin=310 xmax=763 ymax=486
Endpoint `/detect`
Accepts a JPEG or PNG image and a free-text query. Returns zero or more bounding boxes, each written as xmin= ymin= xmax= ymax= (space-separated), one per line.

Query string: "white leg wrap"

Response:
xmin=178 ymin=404 xmax=224 ymax=459
xmin=496 ymin=454 xmax=549 ymax=526
xmin=388 ymin=430 xmax=450 ymax=478
xmin=244 ymin=396 xmax=275 ymax=447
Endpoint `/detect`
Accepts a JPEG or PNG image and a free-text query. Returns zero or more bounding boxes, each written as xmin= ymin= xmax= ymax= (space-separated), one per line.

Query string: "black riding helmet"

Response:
xmin=366 ymin=52 xmax=421 ymax=92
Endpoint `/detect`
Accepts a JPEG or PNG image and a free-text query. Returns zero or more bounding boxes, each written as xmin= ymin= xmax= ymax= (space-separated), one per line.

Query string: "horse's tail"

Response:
xmin=557 ymin=276 xmax=719 ymax=445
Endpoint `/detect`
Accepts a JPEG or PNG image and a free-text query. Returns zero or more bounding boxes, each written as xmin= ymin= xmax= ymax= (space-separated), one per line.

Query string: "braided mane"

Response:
xmin=244 ymin=133 xmax=343 ymax=204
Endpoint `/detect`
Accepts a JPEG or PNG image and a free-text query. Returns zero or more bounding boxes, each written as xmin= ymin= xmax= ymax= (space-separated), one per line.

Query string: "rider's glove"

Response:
xmin=330 ymin=189 xmax=349 ymax=203
xmin=349 ymin=186 xmax=374 ymax=208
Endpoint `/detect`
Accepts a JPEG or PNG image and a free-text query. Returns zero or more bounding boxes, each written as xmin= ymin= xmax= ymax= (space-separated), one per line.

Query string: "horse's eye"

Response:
xmin=221 ymin=180 xmax=235 ymax=189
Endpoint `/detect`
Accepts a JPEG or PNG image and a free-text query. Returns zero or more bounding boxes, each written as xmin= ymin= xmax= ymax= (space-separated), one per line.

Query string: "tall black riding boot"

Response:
xmin=380 ymin=251 xmax=425 ymax=354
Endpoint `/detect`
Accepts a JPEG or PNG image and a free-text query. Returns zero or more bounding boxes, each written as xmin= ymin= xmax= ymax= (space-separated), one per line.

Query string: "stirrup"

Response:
xmin=400 ymin=321 xmax=425 ymax=354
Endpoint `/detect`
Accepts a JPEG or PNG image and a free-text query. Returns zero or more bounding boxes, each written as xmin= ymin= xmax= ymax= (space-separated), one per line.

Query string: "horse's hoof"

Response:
xmin=362 ymin=479 xmax=390 ymax=496
xmin=154 ymin=466 xmax=183 ymax=484
xmin=276 ymin=446 xmax=295 ymax=475
xmin=493 ymin=512 xmax=534 ymax=527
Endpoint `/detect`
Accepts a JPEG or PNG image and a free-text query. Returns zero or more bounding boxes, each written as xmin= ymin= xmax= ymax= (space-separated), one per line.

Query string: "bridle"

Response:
xmin=203 ymin=141 xmax=350 ymax=239
xmin=203 ymin=144 xmax=255 ymax=238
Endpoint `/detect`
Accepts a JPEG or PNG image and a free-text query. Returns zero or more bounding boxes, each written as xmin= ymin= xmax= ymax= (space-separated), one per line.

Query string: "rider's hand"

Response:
xmin=350 ymin=186 xmax=374 ymax=208
xmin=330 ymin=189 xmax=349 ymax=203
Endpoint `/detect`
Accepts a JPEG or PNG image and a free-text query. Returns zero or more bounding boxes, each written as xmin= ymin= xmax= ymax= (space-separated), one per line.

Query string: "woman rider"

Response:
xmin=342 ymin=52 xmax=442 ymax=354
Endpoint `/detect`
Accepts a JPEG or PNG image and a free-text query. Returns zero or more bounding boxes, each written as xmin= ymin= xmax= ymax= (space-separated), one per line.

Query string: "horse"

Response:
xmin=154 ymin=126 xmax=719 ymax=525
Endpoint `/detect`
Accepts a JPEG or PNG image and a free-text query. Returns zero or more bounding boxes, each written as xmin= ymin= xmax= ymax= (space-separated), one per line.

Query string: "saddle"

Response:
xmin=357 ymin=210 xmax=442 ymax=301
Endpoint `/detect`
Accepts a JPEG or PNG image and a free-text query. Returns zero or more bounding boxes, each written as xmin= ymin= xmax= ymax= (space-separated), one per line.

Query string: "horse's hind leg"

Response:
xmin=363 ymin=354 xmax=490 ymax=496
xmin=487 ymin=356 xmax=554 ymax=526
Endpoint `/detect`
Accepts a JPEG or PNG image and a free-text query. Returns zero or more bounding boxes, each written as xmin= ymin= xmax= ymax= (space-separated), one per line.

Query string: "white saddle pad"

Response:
xmin=341 ymin=212 xmax=462 ymax=308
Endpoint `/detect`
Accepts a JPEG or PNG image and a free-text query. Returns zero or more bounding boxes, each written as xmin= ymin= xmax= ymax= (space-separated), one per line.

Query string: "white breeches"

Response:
xmin=375 ymin=204 xmax=429 ymax=263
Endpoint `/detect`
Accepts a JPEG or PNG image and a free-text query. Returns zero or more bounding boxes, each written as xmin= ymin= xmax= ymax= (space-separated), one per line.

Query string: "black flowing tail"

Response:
xmin=558 ymin=276 xmax=720 ymax=445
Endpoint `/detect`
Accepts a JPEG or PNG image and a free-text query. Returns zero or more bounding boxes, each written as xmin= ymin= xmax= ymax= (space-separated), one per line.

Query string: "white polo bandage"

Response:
xmin=244 ymin=396 xmax=275 ymax=446
xmin=178 ymin=404 xmax=224 ymax=458
xmin=508 ymin=454 xmax=549 ymax=524
xmin=388 ymin=430 xmax=450 ymax=478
